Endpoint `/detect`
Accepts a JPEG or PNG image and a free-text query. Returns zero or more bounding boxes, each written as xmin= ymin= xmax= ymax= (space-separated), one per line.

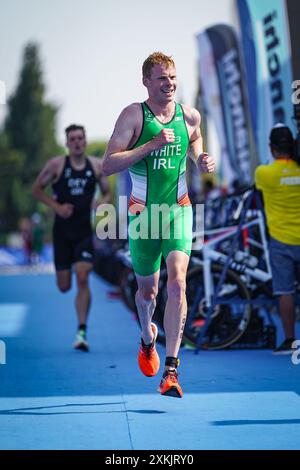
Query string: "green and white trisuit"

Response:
xmin=128 ymin=102 xmax=193 ymax=276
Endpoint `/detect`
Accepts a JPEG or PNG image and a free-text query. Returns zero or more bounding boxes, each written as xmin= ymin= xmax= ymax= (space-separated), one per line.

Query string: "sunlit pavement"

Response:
xmin=0 ymin=273 xmax=300 ymax=450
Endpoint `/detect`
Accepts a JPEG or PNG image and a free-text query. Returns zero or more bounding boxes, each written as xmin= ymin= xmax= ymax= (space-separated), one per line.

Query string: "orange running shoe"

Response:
xmin=138 ymin=322 xmax=160 ymax=377
xmin=158 ymin=369 xmax=183 ymax=398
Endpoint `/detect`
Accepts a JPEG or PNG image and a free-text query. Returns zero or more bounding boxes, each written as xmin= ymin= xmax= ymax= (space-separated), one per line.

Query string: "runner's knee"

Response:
xmin=136 ymin=286 xmax=158 ymax=304
xmin=57 ymin=279 xmax=71 ymax=293
xmin=76 ymin=271 xmax=89 ymax=290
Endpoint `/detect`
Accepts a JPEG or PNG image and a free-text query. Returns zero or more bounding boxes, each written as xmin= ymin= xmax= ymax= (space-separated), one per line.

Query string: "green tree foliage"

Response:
xmin=0 ymin=133 xmax=25 ymax=234
xmin=86 ymin=140 xmax=107 ymax=158
xmin=1 ymin=42 xmax=60 ymax=234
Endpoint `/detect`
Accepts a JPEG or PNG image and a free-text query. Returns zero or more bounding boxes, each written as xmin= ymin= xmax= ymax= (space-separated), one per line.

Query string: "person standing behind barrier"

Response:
xmin=103 ymin=52 xmax=216 ymax=397
xmin=32 ymin=124 xmax=111 ymax=351
xmin=255 ymin=124 xmax=300 ymax=354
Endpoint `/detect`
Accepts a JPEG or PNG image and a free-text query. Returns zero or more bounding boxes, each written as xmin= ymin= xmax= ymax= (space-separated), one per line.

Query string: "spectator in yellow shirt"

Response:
xmin=255 ymin=124 xmax=300 ymax=355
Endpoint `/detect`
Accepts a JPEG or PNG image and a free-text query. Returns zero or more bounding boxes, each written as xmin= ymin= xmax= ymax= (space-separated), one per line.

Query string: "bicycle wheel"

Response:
xmin=184 ymin=263 xmax=251 ymax=349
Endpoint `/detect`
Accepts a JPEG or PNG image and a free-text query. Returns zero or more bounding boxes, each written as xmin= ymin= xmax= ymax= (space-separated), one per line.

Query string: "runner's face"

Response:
xmin=144 ymin=64 xmax=177 ymax=104
xmin=66 ymin=130 xmax=86 ymax=156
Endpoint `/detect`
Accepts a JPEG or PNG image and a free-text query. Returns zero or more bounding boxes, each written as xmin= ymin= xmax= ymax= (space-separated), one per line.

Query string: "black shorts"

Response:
xmin=53 ymin=228 xmax=94 ymax=271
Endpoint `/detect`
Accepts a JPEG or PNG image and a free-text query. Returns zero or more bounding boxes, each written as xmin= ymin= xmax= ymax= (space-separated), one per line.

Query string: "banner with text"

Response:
xmin=237 ymin=0 xmax=295 ymax=163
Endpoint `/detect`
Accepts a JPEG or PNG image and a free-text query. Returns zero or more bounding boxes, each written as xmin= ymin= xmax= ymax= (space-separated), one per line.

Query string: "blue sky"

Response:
xmin=0 ymin=0 xmax=236 ymax=143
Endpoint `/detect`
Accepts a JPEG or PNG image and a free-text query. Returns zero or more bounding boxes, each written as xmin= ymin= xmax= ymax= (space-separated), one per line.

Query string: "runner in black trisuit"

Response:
xmin=33 ymin=124 xmax=111 ymax=351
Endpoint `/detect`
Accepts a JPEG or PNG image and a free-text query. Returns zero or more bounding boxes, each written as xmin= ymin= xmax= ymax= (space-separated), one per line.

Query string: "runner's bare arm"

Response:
xmin=32 ymin=158 xmax=63 ymax=211
xmin=96 ymin=159 xmax=112 ymax=204
xmin=102 ymin=104 xmax=175 ymax=176
xmin=187 ymin=108 xmax=216 ymax=174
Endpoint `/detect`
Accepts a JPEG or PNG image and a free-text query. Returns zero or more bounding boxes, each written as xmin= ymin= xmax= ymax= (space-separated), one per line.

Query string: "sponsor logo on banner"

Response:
xmin=237 ymin=0 xmax=295 ymax=163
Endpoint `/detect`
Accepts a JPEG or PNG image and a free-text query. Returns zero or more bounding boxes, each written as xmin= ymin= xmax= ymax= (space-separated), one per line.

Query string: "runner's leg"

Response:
xmin=164 ymin=250 xmax=189 ymax=361
xmin=135 ymin=271 xmax=160 ymax=344
xmin=74 ymin=261 xmax=93 ymax=327
xmin=56 ymin=270 xmax=71 ymax=293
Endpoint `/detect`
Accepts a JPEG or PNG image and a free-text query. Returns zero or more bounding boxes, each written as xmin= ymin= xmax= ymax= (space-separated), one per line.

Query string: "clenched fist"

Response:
xmin=151 ymin=128 xmax=175 ymax=150
xmin=198 ymin=153 xmax=216 ymax=173
xmin=56 ymin=203 xmax=74 ymax=219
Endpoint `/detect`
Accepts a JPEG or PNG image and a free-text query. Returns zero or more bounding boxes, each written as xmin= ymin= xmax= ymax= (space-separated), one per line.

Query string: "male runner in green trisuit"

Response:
xmin=103 ymin=52 xmax=216 ymax=397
